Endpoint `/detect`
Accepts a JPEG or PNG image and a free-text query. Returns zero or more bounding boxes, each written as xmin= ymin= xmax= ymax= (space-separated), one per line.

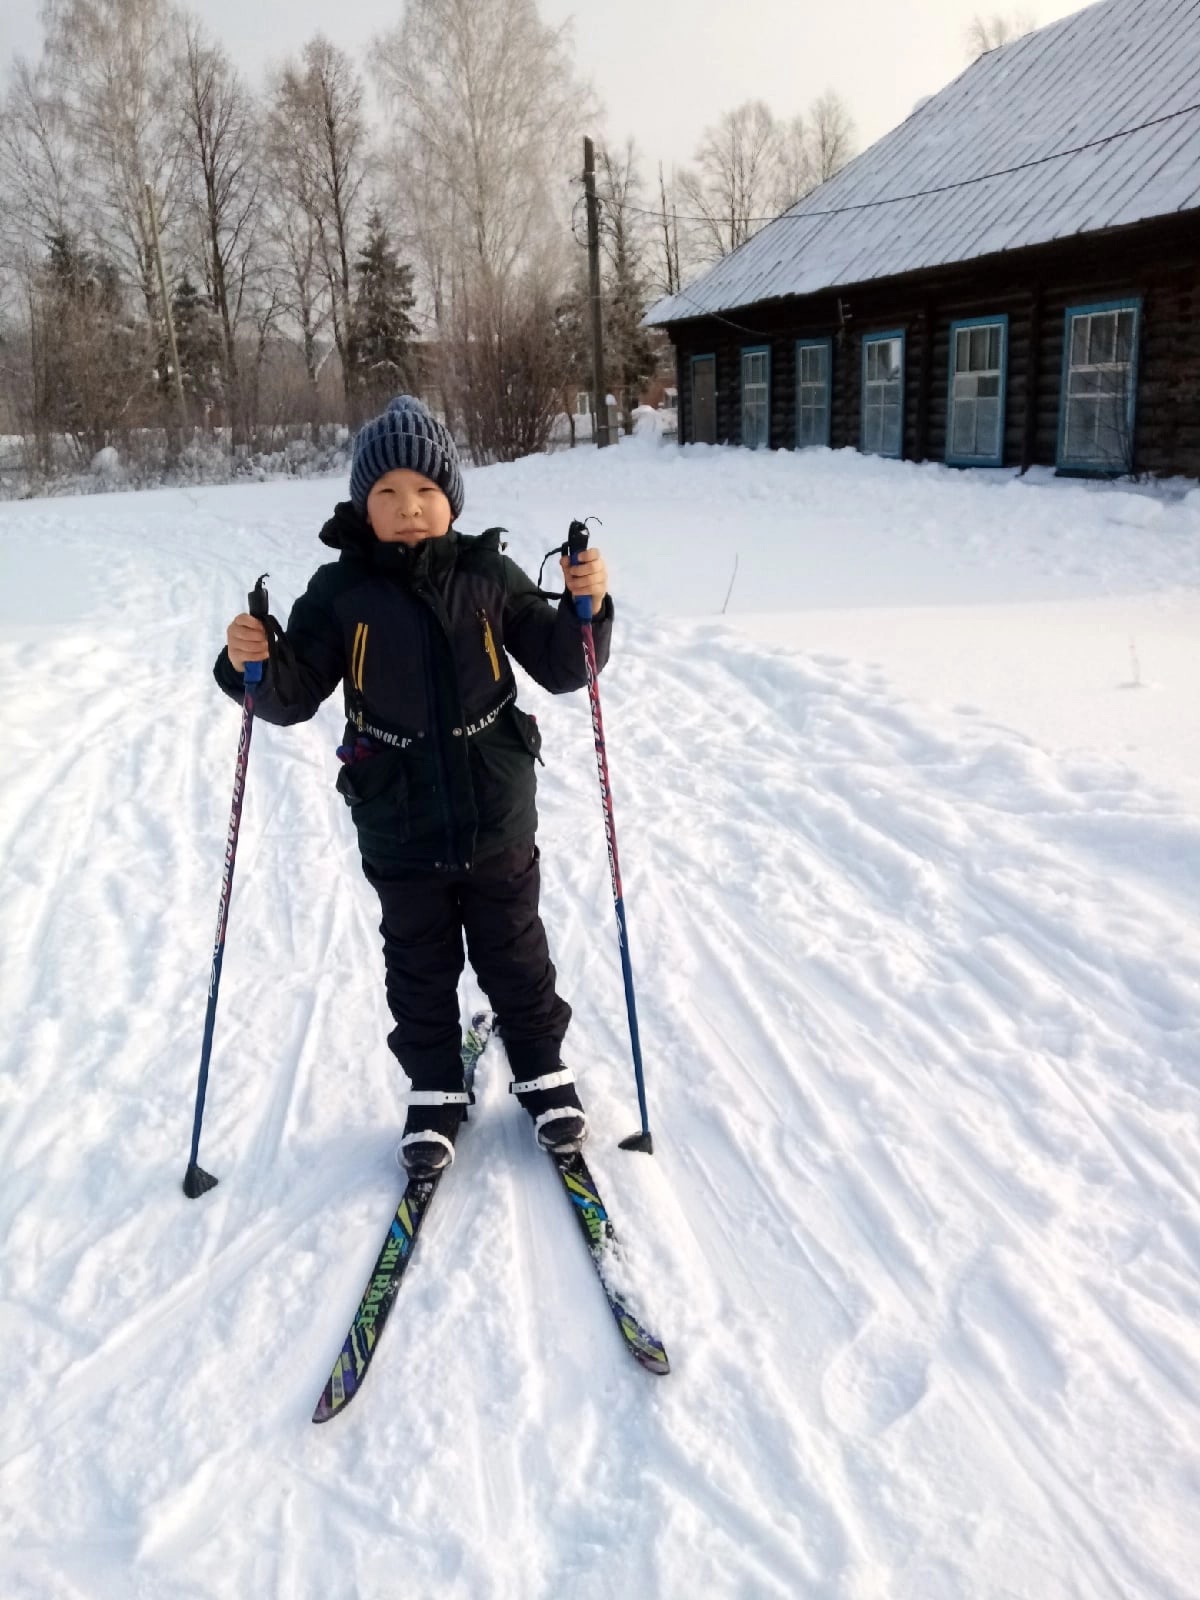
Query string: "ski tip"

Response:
xmin=312 ymin=1356 xmax=358 ymax=1424
xmin=618 ymin=1311 xmax=671 ymax=1375
xmin=636 ymin=1347 xmax=671 ymax=1377
xmin=182 ymin=1163 xmax=219 ymax=1199
xmin=312 ymin=1393 xmax=341 ymax=1424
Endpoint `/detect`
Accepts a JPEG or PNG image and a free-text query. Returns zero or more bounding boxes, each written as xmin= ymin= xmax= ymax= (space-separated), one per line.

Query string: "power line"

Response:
xmin=621 ymin=98 xmax=1200 ymax=230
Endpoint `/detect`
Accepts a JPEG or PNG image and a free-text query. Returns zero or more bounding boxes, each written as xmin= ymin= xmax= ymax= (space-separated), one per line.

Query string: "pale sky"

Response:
xmin=2 ymin=0 xmax=1088 ymax=170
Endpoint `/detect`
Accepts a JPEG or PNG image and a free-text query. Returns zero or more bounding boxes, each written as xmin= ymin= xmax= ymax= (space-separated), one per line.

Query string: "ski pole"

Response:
xmin=184 ymin=574 xmax=270 ymax=1198
xmin=567 ymin=519 xmax=653 ymax=1155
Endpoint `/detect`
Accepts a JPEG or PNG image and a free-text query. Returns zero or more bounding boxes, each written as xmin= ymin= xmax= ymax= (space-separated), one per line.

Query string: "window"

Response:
xmin=947 ymin=317 xmax=1007 ymax=466
xmin=1058 ymin=299 xmax=1141 ymax=473
xmin=861 ymin=331 xmax=904 ymax=457
xmin=741 ymin=345 xmax=770 ymax=449
xmin=796 ymin=339 xmax=832 ymax=448
xmin=575 ymin=392 xmax=592 ymax=418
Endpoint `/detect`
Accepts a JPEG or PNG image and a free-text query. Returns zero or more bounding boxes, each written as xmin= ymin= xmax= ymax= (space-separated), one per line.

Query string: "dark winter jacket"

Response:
xmin=213 ymin=502 xmax=613 ymax=870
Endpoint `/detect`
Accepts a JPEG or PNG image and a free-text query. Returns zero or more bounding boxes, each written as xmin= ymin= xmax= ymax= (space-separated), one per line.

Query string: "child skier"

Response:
xmin=214 ymin=394 xmax=612 ymax=1178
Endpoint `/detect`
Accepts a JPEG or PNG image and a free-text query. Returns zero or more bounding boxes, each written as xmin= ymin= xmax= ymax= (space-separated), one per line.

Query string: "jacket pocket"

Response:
xmin=510 ymin=705 xmax=544 ymax=765
xmin=335 ymin=744 xmax=412 ymax=840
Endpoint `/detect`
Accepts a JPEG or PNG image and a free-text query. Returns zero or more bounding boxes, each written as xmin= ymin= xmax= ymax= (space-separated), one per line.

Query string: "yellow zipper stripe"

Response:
xmin=480 ymin=612 xmax=500 ymax=682
xmin=352 ymin=623 xmax=368 ymax=691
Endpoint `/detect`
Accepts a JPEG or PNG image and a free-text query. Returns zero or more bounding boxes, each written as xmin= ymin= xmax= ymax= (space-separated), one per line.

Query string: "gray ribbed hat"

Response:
xmin=350 ymin=395 xmax=464 ymax=520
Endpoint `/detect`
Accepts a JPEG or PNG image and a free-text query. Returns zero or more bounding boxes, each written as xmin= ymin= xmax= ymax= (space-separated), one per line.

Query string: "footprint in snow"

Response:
xmin=821 ymin=1322 xmax=931 ymax=1438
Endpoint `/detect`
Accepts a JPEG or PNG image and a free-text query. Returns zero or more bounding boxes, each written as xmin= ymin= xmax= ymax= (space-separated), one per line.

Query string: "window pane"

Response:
xmin=976 ymin=397 xmax=1000 ymax=456
xmin=1116 ymin=310 xmax=1136 ymax=365
xmin=977 ymin=374 xmax=1000 ymax=399
xmin=1088 ymin=313 xmax=1116 ymax=365
xmin=1065 ymin=396 xmax=1093 ymax=456
xmin=955 ymin=329 xmax=970 ymax=372
xmin=1095 ymin=401 xmax=1127 ymax=466
xmin=969 ymin=327 xmax=989 ymax=370
xmin=988 ymin=325 xmax=1002 ymax=369
xmin=1071 ymin=315 xmax=1090 ymax=367
xmin=952 ymin=400 xmax=976 ymax=457
xmin=883 ymin=403 xmax=902 ymax=455
xmin=863 ymin=398 xmax=881 ymax=453
xmin=799 ymin=402 xmax=827 ymax=448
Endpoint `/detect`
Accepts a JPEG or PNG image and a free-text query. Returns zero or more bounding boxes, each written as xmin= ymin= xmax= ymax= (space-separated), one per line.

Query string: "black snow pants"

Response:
xmin=362 ymin=840 xmax=572 ymax=1091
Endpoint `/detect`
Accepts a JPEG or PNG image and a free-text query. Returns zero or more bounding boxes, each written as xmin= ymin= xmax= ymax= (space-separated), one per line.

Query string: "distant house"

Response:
xmin=646 ymin=0 xmax=1200 ymax=479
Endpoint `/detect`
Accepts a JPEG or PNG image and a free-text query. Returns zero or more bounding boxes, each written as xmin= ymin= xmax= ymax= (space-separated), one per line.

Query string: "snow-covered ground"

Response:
xmin=1 ymin=441 xmax=1198 ymax=1600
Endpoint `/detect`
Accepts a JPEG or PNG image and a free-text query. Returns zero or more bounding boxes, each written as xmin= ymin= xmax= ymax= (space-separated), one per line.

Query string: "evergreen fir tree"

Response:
xmin=353 ymin=209 xmax=418 ymax=412
xmin=171 ymin=274 xmax=224 ymax=415
xmin=38 ymin=232 xmax=142 ymax=457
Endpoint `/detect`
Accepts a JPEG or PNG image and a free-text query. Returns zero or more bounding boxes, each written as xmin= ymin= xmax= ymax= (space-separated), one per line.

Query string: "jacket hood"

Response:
xmin=319 ymin=499 xmax=460 ymax=583
xmin=318 ymin=500 xmax=377 ymax=553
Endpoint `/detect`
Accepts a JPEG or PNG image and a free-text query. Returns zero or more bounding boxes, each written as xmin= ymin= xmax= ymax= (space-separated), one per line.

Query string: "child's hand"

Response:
xmin=226 ymin=613 xmax=269 ymax=671
xmin=560 ymin=547 xmax=608 ymax=605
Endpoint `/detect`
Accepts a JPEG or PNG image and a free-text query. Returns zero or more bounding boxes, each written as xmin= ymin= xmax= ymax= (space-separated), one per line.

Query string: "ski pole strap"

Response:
xmin=567 ymin=520 xmax=592 ymax=623
xmin=244 ymin=572 xmax=269 ymax=686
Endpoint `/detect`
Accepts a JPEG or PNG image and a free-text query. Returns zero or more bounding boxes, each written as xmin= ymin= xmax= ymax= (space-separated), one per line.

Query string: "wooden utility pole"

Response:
xmin=583 ymin=137 xmax=611 ymax=449
xmin=145 ymin=182 xmax=188 ymax=434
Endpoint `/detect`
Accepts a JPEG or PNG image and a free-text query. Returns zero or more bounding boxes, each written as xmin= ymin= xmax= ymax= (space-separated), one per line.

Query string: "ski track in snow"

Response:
xmin=1 ymin=461 xmax=1199 ymax=1599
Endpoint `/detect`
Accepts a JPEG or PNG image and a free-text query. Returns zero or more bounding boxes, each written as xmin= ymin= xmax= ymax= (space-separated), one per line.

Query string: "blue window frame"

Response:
xmin=861 ymin=330 xmax=905 ymax=458
xmin=1058 ymin=298 xmax=1141 ymax=473
xmin=741 ymin=345 xmax=770 ymax=449
xmin=795 ymin=338 xmax=832 ymax=448
xmin=947 ymin=315 xmax=1008 ymax=467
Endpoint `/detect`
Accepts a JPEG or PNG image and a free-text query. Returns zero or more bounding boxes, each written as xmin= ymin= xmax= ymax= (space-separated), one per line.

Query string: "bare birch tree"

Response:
xmin=40 ymin=0 xmax=185 ymax=334
xmin=676 ymin=101 xmax=783 ymax=261
xmin=373 ymin=0 xmax=585 ymax=285
xmin=0 ymin=58 xmax=78 ymax=261
xmin=268 ymin=37 xmax=370 ymax=412
xmin=654 ymin=159 xmax=682 ymax=297
xmin=371 ymin=0 xmax=591 ymax=459
xmin=261 ymin=100 xmax=330 ymax=403
xmin=807 ymin=90 xmax=856 ymax=185
xmin=674 ymin=91 xmax=856 ymax=265
xmin=775 ymin=113 xmax=815 ymax=211
xmin=966 ymin=11 xmax=1037 ymax=56
xmin=175 ymin=18 xmax=263 ymax=438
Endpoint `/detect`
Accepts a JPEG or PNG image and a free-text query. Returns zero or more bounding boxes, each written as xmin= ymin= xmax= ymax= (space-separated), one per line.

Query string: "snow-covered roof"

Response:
xmin=646 ymin=0 xmax=1200 ymax=326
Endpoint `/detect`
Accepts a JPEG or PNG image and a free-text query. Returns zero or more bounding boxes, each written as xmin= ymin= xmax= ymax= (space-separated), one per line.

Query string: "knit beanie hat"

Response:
xmin=350 ymin=395 xmax=465 ymax=520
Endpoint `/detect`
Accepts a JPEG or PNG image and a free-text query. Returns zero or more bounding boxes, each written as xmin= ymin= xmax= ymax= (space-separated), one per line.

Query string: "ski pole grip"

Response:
xmin=244 ymin=572 xmax=269 ymax=686
xmin=567 ymin=521 xmax=592 ymax=624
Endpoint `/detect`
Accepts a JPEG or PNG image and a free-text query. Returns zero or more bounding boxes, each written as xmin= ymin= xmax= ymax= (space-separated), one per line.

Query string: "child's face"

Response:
xmin=366 ymin=468 xmax=453 ymax=544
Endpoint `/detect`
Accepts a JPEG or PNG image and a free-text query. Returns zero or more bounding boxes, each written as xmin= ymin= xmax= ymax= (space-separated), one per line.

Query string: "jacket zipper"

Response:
xmin=478 ymin=609 xmax=501 ymax=682
xmin=418 ymin=591 xmax=463 ymax=869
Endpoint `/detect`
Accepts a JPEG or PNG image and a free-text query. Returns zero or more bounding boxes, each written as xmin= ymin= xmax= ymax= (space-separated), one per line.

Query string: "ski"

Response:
xmin=551 ymin=1149 xmax=670 ymax=1376
xmin=312 ymin=1010 xmax=494 ymax=1424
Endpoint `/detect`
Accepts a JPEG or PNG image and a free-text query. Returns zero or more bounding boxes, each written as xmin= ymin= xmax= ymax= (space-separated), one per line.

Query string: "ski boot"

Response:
xmin=511 ymin=1067 xmax=588 ymax=1155
xmin=399 ymin=1086 xmax=473 ymax=1178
